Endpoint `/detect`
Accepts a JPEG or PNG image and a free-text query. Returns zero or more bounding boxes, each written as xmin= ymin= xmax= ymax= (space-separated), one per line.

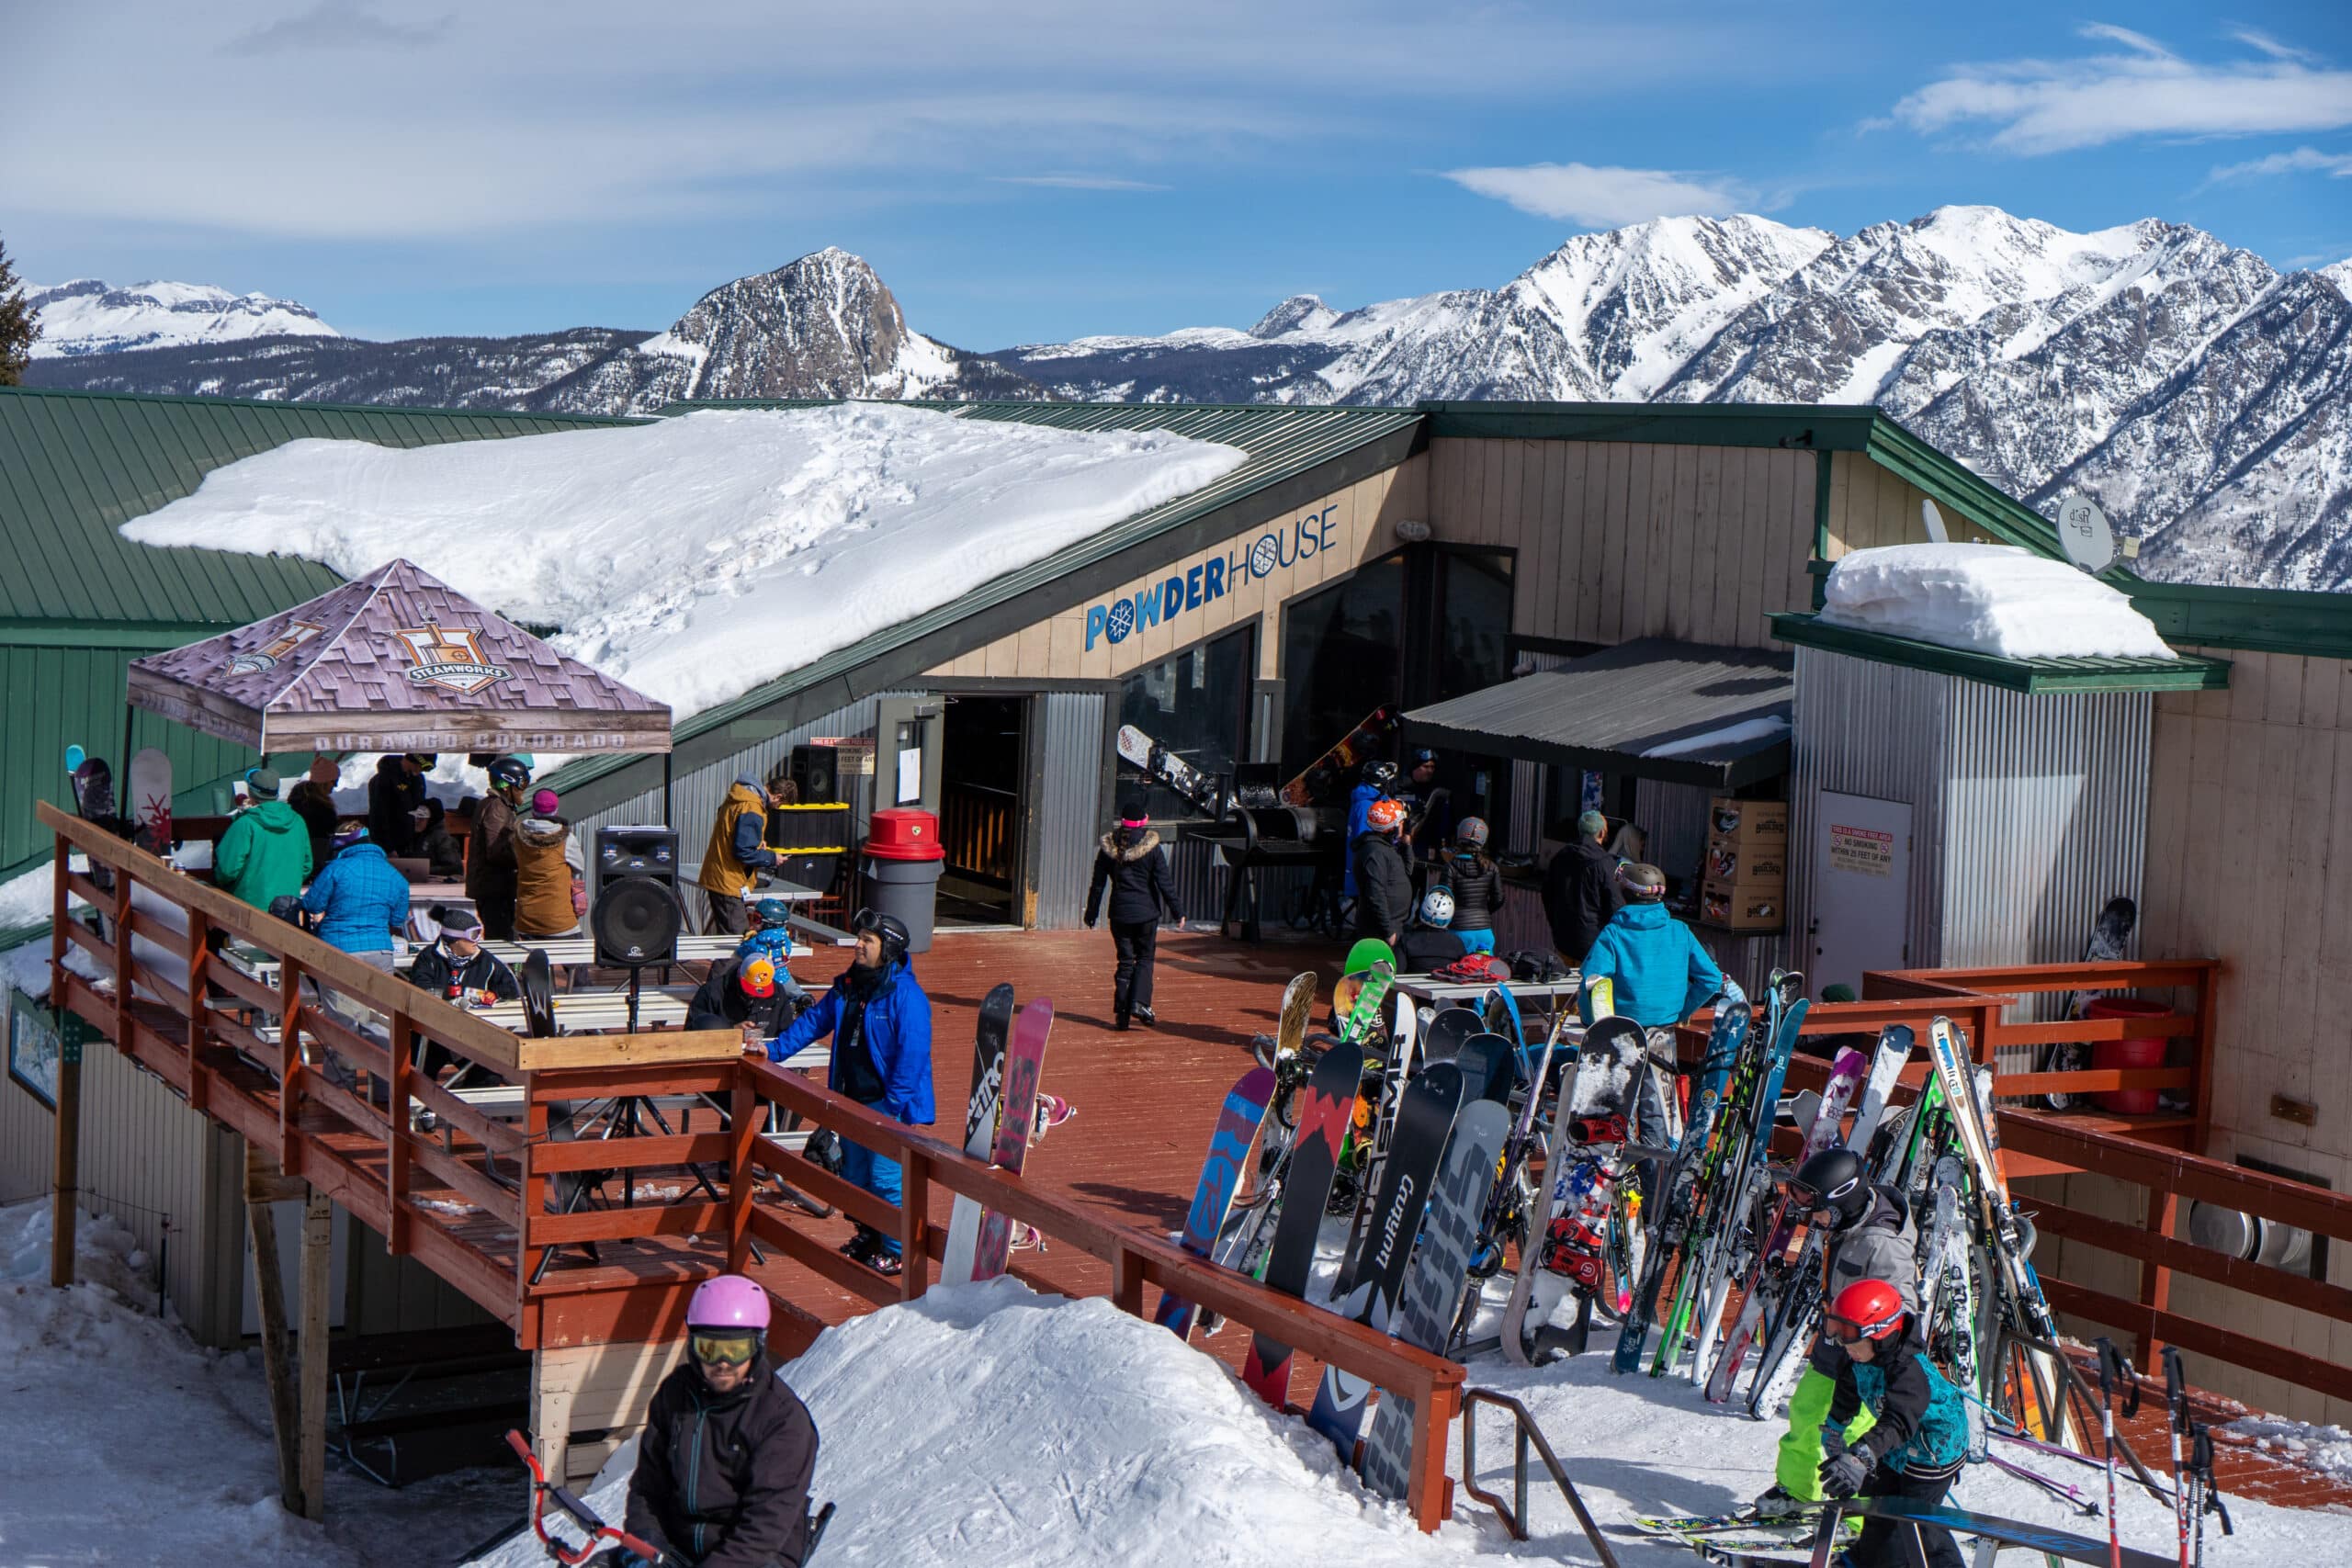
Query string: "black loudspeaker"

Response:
xmin=593 ymin=826 xmax=682 ymax=966
xmin=790 ymin=744 xmax=841 ymax=804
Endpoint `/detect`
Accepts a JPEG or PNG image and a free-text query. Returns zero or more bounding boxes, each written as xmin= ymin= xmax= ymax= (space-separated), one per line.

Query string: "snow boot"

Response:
xmin=1133 ymin=1005 xmax=1159 ymax=1029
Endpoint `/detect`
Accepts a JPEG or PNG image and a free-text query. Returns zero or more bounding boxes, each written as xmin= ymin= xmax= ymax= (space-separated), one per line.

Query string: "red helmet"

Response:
xmin=1826 ymin=1278 xmax=1908 ymax=1343
xmin=1367 ymin=798 xmax=1407 ymax=831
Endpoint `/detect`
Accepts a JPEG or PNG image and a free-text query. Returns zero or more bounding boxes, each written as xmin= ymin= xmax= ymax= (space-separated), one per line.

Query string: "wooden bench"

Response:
xmin=330 ymin=1324 xmax=528 ymax=1487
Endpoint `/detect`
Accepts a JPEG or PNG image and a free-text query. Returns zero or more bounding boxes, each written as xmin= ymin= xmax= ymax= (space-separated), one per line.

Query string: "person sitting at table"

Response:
xmin=404 ymin=905 xmax=520 ymax=1080
xmin=213 ymin=768 xmax=311 ymax=911
xmin=1396 ymin=886 xmax=1469 ymax=973
xmin=687 ymin=953 xmax=806 ymax=1044
xmin=764 ymin=908 xmax=933 ymax=1277
xmin=512 ymin=788 xmax=586 ymax=941
xmin=415 ymin=798 xmax=468 ymax=881
xmin=300 ymin=822 xmax=412 ymax=970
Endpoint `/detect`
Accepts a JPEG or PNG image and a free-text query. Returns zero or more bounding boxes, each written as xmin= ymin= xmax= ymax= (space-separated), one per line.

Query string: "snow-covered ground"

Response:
xmin=24 ymin=278 xmax=339 ymax=357
xmin=119 ymin=403 xmax=1247 ymax=721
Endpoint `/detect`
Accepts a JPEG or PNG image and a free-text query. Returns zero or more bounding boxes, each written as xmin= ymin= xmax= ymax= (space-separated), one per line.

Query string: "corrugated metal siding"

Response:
xmin=1788 ymin=649 xmax=1951 ymax=979
xmin=0 ymin=386 xmax=628 ymax=625
xmin=1033 ymin=693 xmax=1105 ymax=930
xmin=1633 ymin=778 xmax=1716 ymax=890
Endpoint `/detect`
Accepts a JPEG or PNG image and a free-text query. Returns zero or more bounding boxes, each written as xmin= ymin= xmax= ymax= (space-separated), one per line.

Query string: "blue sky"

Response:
xmin=6 ymin=1 xmax=2351 ymax=347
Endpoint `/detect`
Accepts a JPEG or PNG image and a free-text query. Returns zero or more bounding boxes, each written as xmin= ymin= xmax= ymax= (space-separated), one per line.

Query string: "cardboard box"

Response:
xmin=1705 ymin=837 xmax=1786 ymax=886
xmin=1708 ymin=797 xmax=1787 ymax=847
xmin=1701 ymin=876 xmax=1786 ymax=932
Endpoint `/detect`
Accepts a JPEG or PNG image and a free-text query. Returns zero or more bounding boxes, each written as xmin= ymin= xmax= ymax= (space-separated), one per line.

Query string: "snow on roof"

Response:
xmin=119 ymin=404 xmax=1246 ymax=720
xmin=1818 ymin=543 xmax=2177 ymax=661
xmin=1639 ymin=713 xmax=1790 ymax=760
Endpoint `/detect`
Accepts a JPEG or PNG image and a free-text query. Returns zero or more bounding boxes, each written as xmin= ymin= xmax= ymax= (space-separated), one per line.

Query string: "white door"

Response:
xmin=1811 ymin=791 xmax=1913 ymax=996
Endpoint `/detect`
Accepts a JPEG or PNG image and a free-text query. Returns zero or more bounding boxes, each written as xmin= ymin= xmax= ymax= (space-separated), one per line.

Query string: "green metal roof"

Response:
xmin=544 ymin=400 xmax=1426 ymax=800
xmin=0 ymin=386 xmax=636 ymax=628
xmin=1768 ymin=612 xmax=2233 ymax=694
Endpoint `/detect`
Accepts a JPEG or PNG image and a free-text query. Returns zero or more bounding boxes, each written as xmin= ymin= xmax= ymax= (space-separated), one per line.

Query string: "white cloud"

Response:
xmin=2204 ymin=146 xmax=2352 ymax=184
xmin=224 ymin=1 xmax=451 ymax=55
xmin=1889 ymin=25 xmax=2352 ymax=154
xmin=990 ymin=175 xmax=1170 ymax=192
xmin=1443 ymin=162 xmax=1753 ymax=227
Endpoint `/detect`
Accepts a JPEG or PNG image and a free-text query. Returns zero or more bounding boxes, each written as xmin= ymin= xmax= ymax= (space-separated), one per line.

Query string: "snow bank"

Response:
xmin=470 ymin=1280 xmax=1461 ymax=1568
xmin=1819 ymin=543 xmax=2177 ymax=661
xmin=2227 ymin=1414 xmax=2352 ymax=1483
xmin=120 ymin=404 xmax=1248 ymax=720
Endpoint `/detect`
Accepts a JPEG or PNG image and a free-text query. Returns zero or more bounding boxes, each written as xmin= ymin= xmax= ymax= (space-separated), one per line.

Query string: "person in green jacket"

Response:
xmin=213 ymin=769 xmax=312 ymax=910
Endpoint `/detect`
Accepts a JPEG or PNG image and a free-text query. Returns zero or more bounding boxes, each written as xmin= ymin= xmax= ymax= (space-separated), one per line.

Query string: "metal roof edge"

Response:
xmin=0 ymin=382 xmax=645 ymax=427
xmin=1768 ymin=612 xmax=2233 ymax=693
xmin=1859 ymin=414 xmax=2068 ymax=558
xmin=1414 ymin=400 xmax=1883 ymax=450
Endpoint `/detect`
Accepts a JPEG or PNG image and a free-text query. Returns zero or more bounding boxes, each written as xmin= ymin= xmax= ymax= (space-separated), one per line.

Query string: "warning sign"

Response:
xmin=1828 ymin=822 xmax=1895 ymax=877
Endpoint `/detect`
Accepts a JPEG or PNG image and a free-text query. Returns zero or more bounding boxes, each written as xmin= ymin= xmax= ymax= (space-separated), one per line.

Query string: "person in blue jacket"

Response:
xmin=764 ymin=908 xmax=933 ymax=1277
xmin=1341 ymin=759 xmax=1398 ymax=901
xmin=1577 ymin=861 xmax=1724 ymax=1168
xmin=299 ymin=822 xmax=413 ymax=965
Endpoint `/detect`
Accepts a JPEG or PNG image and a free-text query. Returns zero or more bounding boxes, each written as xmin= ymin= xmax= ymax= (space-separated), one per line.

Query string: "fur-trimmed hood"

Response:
xmin=1099 ymin=828 xmax=1161 ymax=862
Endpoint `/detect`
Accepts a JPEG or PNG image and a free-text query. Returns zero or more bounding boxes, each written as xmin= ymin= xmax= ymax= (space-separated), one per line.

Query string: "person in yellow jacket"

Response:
xmin=698 ymin=768 xmax=796 ymax=934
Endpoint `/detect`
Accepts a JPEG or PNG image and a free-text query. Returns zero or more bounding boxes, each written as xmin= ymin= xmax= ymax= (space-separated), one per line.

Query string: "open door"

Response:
xmin=1810 ymin=791 xmax=1912 ymax=995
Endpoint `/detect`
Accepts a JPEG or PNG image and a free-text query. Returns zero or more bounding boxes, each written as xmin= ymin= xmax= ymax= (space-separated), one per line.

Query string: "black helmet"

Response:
xmin=1362 ymin=760 xmax=1398 ymax=788
xmin=487 ymin=756 xmax=531 ymax=790
xmin=1408 ymin=747 xmax=1436 ymax=768
xmin=852 ymin=907 xmax=911 ymax=965
xmin=1789 ymin=1147 xmax=1871 ymax=1229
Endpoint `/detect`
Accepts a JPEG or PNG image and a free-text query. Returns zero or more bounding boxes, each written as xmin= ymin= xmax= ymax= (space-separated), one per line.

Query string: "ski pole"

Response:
xmin=2189 ymin=1426 xmax=2233 ymax=1567
xmin=2094 ymin=1337 xmax=2124 ymax=1568
xmin=2163 ymin=1347 xmax=2190 ymax=1568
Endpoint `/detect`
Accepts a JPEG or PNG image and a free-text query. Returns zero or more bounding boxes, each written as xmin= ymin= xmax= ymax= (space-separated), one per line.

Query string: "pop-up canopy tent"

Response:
xmin=127 ymin=558 xmax=672 ymax=756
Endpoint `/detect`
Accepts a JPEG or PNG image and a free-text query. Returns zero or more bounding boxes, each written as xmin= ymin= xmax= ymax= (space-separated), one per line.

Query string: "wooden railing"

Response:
xmin=938 ymin=781 xmax=1016 ymax=889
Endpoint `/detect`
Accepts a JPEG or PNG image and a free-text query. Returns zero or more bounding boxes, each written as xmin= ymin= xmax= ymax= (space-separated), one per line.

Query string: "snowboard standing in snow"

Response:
xmin=1358 ymin=1097 xmax=1510 ymax=1497
xmin=967 ymin=998 xmax=1053 ymax=1284
xmin=1501 ymin=1015 xmax=1647 ymax=1362
xmin=1306 ymin=1060 xmax=1467 ymax=1461
xmin=1155 ymin=1066 xmax=1277 ymax=1339
xmin=1242 ymin=1040 xmax=1369 ymax=1408
xmin=939 ymin=984 xmax=1017 ymax=1284
xmin=129 ymin=746 xmax=172 ymax=856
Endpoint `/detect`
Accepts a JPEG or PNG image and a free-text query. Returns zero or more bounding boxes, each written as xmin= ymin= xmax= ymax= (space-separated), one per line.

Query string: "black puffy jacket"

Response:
xmin=1543 ymin=838 xmax=1623 ymax=962
xmin=367 ymin=756 xmax=426 ymax=857
xmin=624 ymin=1349 xmax=820 ymax=1568
xmin=1086 ymin=828 xmax=1182 ymax=927
xmin=1435 ymin=848 xmax=1503 ymax=933
xmin=1353 ymin=830 xmax=1413 ymax=942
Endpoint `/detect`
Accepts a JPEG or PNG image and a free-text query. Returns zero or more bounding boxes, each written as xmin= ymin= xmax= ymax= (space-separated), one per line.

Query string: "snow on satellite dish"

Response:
xmin=2055 ymin=494 xmax=2116 ymax=574
xmin=1920 ymin=499 xmax=1950 ymax=544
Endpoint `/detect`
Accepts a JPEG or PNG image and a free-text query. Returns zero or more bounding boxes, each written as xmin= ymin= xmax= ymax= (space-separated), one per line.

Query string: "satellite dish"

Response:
xmin=1920 ymin=499 xmax=1950 ymax=545
xmin=2055 ymin=494 xmax=2116 ymax=573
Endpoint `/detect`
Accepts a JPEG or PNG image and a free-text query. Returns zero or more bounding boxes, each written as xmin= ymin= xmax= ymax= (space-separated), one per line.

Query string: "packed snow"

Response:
xmin=2226 ymin=1414 xmax=2352 ymax=1483
xmin=119 ymin=404 xmax=1246 ymax=719
xmin=1818 ymin=543 xmax=2177 ymax=661
xmin=24 ymin=277 xmax=339 ymax=357
xmin=1640 ymin=716 xmax=1792 ymax=761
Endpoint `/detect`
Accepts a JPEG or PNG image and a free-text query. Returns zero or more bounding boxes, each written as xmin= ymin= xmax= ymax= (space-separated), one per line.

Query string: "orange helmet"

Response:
xmin=1367 ymin=798 xmax=1407 ymax=831
xmin=739 ymin=956 xmax=777 ymax=998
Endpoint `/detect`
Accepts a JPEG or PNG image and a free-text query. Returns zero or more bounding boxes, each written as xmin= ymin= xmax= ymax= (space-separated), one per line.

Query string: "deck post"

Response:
xmin=387 ymin=1015 xmax=414 ymax=1258
xmin=244 ymin=1145 xmax=304 ymax=1514
xmin=277 ymin=956 xmax=307 ymax=1179
xmin=1112 ymin=1243 xmax=1145 ymax=1316
xmin=729 ymin=1065 xmax=758 ymax=1275
xmin=298 ymin=1185 xmax=333 ymax=1522
xmin=49 ymin=840 xmax=79 ymax=1288
xmin=2135 ymin=1185 xmax=2179 ymax=1374
xmin=899 ymin=1149 xmax=931 ymax=1303
xmin=1407 ymin=1374 xmax=1461 ymax=1532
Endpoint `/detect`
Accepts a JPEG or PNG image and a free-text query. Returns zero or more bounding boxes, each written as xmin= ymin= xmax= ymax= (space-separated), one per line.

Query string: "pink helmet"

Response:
xmin=686 ymin=1273 xmax=770 ymax=1331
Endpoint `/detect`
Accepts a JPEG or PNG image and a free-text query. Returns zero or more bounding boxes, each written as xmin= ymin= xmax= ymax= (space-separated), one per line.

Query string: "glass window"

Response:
xmin=1436 ymin=548 xmax=1513 ymax=703
xmin=1279 ymin=553 xmax=1407 ymax=784
xmin=1116 ymin=625 xmax=1254 ymax=821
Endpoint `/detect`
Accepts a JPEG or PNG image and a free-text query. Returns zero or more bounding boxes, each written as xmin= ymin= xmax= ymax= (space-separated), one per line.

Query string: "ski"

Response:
xmin=1155 ymin=1066 xmax=1278 ymax=1338
xmin=1502 ymin=1016 xmax=1647 ymax=1362
xmin=969 ymin=998 xmax=1054 ymax=1283
xmin=1357 ymin=1097 xmax=1509 ymax=1496
xmin=939 ymin=983 xmax=1017 ymax=1285
xmin=1846 ymin=1024 xmax=1917 ymax=1161
xmin=1242 ymin=1041 xmax=1369 ymax=1408
xmin=1643 ymin=988 xmax=1754 ymax=1377
xmin=1856 ymin=1499 xmax=2176 ymax=1568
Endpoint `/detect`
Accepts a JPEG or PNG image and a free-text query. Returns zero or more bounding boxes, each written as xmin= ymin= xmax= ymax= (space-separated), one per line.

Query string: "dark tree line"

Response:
xmin=0 ymin=237 xmax=40 ymax=384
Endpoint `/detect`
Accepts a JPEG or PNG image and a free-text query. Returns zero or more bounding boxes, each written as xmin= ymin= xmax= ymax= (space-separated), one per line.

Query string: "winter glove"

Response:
xmin=1817 ymin=1447 xmax=1871 ymax=1499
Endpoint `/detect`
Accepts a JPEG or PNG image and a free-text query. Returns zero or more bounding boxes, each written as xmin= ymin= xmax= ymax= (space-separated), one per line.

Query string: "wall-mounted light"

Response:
xmin=1395 ymin=518 xmax=1432 ymax=543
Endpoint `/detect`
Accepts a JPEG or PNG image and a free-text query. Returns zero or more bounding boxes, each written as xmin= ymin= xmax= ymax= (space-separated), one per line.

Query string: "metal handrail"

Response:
xmin=1458 ymin=1387 xmax=1622 ymax=1567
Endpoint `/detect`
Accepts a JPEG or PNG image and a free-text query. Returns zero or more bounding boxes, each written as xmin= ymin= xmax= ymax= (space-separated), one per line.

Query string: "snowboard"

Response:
xmin=1453 ymin=1032 xmax=1517 ymax=1105
xmin=1242 ymin=1041 xmax=1369 ymax=1408
xmin=1418 ymin=1003 xmax=1481 ymax=1066
xmin=1500 ymin=1015 xmax=1647 ymax=1362
xmin=2043 ymin=895 xmax=2137 ymax=1111
xmin=967 ymin=998 xmax=1053 ymax=1283
xmin=1358 ymin=1097 xmax=1510 ymax=1497
xmin=1336 ymin=960 xmax=1395 ymax=1047
xmin=1343 ymin=937 xmax=1396 ymax=976
xmin=1155 ymin=1066 xmax=1277 ymax=1338
xmin=129 ymin=747 xmax=172 ymax=856
xmin=1306 ymin=1060 xmax=1467 ymax=1461
xmin=69 ymin=752 xmax=119 ymax=893
xmin=1854 ymin=1499 xmax=2175 ymax=1568
xmin=939 ymin=984 xmax=1017 ymax=1284
xmin=1279 ymin=706 xmax=1399 ymax=808
xmin=1115 ymin=722 xmax=1233 ymax=819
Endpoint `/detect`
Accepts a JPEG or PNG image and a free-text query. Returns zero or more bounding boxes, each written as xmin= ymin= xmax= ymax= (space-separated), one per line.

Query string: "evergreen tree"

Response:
xmin=0 ymin=239 xmax=41 ymax=385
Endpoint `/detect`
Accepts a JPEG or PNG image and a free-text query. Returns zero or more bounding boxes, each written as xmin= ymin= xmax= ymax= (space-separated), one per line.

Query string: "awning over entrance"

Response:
xmin=1400 ymin=637 xmax=1792 ymax=790
xmin=127 ymin=558 xmax=672 ymax=755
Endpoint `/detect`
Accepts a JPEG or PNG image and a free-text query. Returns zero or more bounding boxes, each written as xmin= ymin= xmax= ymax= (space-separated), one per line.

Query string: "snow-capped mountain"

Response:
xmin=25 ymin=279 xmax=338 ymax=357
xmin=24 ymin=212 xmax=2352 ymax=588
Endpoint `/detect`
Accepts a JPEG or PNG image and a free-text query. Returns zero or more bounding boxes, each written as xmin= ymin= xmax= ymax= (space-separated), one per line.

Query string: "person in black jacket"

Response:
xmin=1353 ymin=796 xmax=1413 ymax=947
xmin=1396 ymin=886 xmax=1469 ymax=972
xmin=403 ymin=906 xmax=519 ymax=1081
xmin=1543 ymin=809 xmax=1623 ymax=966
xmin=625 ymin=1274 xmax=820 ymax=1568
xmin=366 ymin=753 xmax=433 ymax=857
xmin=1432 ymin=816 xmax=1504 ymax=953
xmin=686 ymin=953 xmax=808 ymax=1044
xmin=1085 ymin=797 xmax=1182 ymax=1031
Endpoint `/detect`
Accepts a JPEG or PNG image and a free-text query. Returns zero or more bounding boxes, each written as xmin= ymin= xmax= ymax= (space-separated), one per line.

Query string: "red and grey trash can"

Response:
xmin=860 ymin=808 xmax=947 ymax=954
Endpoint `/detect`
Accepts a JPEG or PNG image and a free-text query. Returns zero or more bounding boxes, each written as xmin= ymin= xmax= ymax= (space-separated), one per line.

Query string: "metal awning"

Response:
xmin=128 ymin=558 xmax=672 ymax=755
xmin=1401 ymin=637 xmax=1793 ymax=789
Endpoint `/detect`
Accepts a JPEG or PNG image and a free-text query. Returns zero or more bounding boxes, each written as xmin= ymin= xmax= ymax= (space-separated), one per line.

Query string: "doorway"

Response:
xmin=1810 ymin=791 xmax=1913 ymax=994
xmin=937 ymin=694 xmax=1025 ymax=927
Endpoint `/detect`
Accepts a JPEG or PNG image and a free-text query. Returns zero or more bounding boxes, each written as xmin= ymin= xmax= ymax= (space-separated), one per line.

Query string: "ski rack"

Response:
xmin=2002 ymin=1327 xmax=2174 ymax=1506
xmin=1458 ymin=1388 xmax=1623 ymax=1568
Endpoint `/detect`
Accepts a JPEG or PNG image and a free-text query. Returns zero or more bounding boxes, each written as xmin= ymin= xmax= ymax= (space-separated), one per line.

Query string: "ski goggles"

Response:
xmin=1820 ymin=1310 xmax=1904 ymax=1345
xmin=690 ymin=1332 xmax=759 ymax=1366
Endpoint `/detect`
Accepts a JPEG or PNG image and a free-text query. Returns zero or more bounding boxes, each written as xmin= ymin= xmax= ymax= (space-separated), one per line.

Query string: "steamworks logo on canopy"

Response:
xmin=395 ymin=621 xmax=512 ymax=694
xmin=1086 ymin=503 xmax=1340 ymax=651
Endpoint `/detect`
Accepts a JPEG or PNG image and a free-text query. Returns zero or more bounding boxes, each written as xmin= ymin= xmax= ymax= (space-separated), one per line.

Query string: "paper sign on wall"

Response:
xmin=897 ymin=745 xmax=922 ymax=806
xmin=1827 ymin=822 xmax=1895 ymax=877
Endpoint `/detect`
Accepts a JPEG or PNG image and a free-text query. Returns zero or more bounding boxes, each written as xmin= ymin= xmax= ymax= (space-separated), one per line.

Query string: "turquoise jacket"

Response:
xmin=1577 ymin=900 xmax=1724 ymax=1028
